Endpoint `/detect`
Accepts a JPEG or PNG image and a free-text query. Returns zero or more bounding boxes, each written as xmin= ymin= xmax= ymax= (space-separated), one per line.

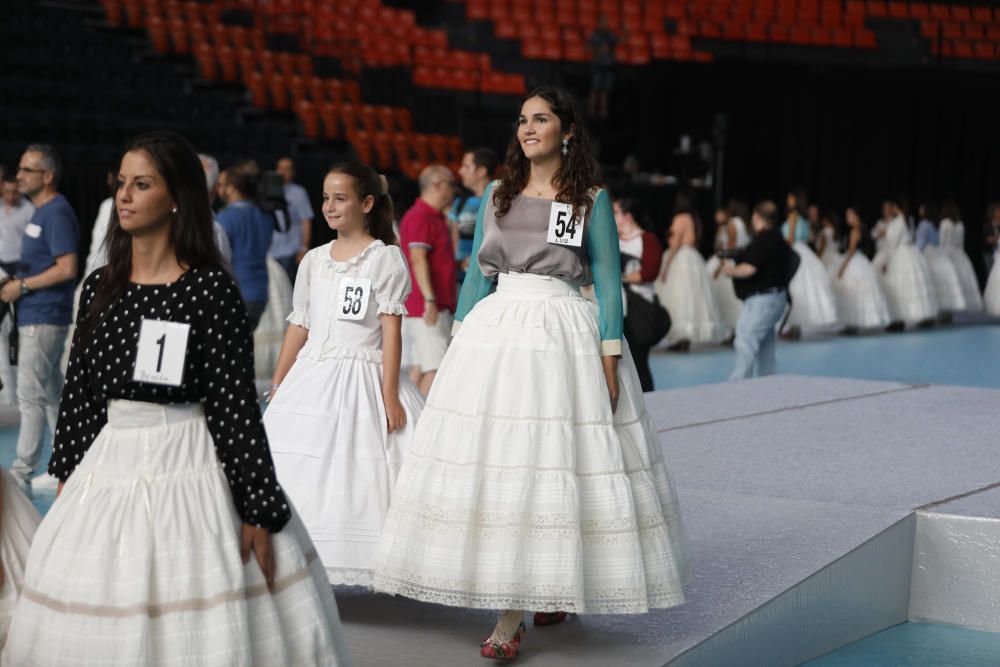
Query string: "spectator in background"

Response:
xmin=271 ymin=156 xmax=315 ymax=284
xmin=216 ymin=165 xmax=272 ymax=330
xmin=587 ymin=14 xmax=618 ymax=119
xmin=197 ymin=153 xmax=233 ymax=265
xmin=450 ymin=147 xmax=497 ymax=284
xmin=2 ymin=144 xmax=79 ymax=494
xmin=83 ymin=169 xmax=116 ymax=277
xmin=399 ymin=164 xmax=456 ymax=396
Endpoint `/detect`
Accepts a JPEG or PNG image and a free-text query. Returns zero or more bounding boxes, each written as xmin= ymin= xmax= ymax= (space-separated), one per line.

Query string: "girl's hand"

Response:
xmin=601 ymin=356 xmax=620 ymax=414
xmin=241 ymin=524 xmax=275 ymax=591
xmin=57 ymin=480 xmax=64 ymax=498
xmin=384 ymin=393 xmax=407 ymax=433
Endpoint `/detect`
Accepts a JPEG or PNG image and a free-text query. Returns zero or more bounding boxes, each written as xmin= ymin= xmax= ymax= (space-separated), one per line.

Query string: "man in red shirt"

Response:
xmin=400 ymin=165 xmax=457 ymax=395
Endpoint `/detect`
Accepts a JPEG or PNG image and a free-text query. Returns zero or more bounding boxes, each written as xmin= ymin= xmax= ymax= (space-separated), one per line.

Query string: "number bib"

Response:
xmin=546 ymin=202 xmax=583 ymax=247
xmin=337 ymin=276 xmax=372 ymax=320
xmin=133 ymin=319 xmax=191 ymax=387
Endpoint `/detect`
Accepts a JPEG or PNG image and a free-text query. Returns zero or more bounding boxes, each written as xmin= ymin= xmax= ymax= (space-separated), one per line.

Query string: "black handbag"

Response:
xmin=623 ymin=285 xmax=671 ymax=346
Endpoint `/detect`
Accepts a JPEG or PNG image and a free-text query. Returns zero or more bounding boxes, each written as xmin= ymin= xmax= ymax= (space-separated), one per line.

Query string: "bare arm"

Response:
xmin=837 ymin=229 xmax=860 ymax=279
xmin=380 ymin=314 xmax=406 ymax=433
xmin=1 ymin=253 xmax=78 ymax=303
xmin=785 ymin=216 xmax=797 ymax=244
xmin=722 ymin=261 xmax=757 ymax=278
xmin=407 ymin=246 xmax=435 ymax=301
xmin=268 ymin=324 xmax=308 ymax=396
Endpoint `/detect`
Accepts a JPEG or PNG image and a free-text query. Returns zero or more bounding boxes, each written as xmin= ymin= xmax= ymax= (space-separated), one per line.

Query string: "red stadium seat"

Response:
xmin=216 ymin=45 xmax=238 ymax=82
xmin=296 ymin=100 xmax=320 ymax=139
xmin=319 ymin=102 xmax=341 ymax=140
xmin=194 ymin=41 xmax=217 ymax=80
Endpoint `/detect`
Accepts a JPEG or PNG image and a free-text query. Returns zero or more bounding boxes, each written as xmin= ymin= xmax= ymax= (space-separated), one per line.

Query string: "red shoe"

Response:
xmin=533 ymin=611 xmax=568 ymax=627
xmin=480 ymin=622 xmax=526 ymax=660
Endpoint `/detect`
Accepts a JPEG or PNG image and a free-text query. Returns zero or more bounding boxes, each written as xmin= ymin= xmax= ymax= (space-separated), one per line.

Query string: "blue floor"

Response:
xmin=650 ymin=321 xmax=1000 ymax=391
xmin=803 ymin=622 xmax=1000 ymax=666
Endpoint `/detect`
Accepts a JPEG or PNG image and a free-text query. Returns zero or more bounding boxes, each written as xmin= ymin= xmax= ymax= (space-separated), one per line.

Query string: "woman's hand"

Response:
xmin=384 ymin=393 xmax=407 ymax=433
xmin=602 ymin=356 xmax=620 ymax=414
xmin=241 ymin=524 xmax=275 ymax=591
xmin=57 ymin=480 xmax=64 ymax=498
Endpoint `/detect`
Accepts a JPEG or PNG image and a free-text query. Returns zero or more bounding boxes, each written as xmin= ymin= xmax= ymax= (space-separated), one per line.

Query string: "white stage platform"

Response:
xmin=335 ymin=375 xmax=1000 ymax=666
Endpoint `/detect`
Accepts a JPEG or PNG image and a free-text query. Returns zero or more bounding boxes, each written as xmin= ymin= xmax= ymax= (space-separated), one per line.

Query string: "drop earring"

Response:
xmin=561 ymin=138 xmax=569 ymax=156
xmin=171 ymin=207 xmax=178 ymax=214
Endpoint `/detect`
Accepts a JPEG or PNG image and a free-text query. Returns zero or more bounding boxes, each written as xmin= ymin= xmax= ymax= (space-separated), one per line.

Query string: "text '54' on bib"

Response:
xmin=547 ymin=202 xmax=584 ymax=247
xmin=133 ymin=319 xmax=191 ymax=387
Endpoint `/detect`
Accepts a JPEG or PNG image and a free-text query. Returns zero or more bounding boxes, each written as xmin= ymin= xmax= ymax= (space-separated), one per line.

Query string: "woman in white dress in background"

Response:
xmin=264 ymin=162 xmax=424 ymax=586
xmin=872 ymin=197 xmax=938 ymax=329
xmin=815 ymin=210 xmax=842 ymax=272
xmin=655 ymin=199 xmax=724 ymax=350
xmin=916 ymin=202 xmax=964 ymax=321
xmin=782 ymin=189 xmax=838 ymax=337
xmin=705 ymin=201 xmax=750 ymax=341
xmin=829 ymin=207 xmax=890 ymax=333
xmin=984 ymin=203 xmax=1000 ymax=316
xmin=939 ymin=201 xmax=983 ymax=312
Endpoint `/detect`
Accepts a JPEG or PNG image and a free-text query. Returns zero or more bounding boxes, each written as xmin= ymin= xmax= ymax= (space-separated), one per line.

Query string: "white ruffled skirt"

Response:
xmin=828 ymin=253 xmax=891 ymax=329
xmin=787 ymin=242 xmax=839 ymax=328
xmin=944 ymin=246 xmax=983 ymax=311
xmin=873 ymin=245 xmax=939 ymax=324
xmin=0 ymin=467 xmax=40 ymax=647
xmin=655 ymin=246 xmax=724 ymax=344
xmin=255 ymin=258 xmax=294 ymax=391
xmin=705 ymin=255 xmax=742 ymax=332
xmin=265 ymin=348 xmax=424 ymax=586
xmin=923 ymin=245 xmax=966 ymax=312
xmin=373 ymin=272 xmax=688 ymax=614
xmin=2 ymin=401 xmax=350 ymax=666
xmin=985 ymin=253 xmax=1000 ymax=317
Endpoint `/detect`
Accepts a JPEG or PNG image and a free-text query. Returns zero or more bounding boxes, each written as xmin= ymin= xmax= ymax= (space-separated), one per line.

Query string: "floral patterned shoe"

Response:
xmin=532 ymin=611 xmax=568 ymax=627
xmin=480 ymin=622 xmax=526 ymax=660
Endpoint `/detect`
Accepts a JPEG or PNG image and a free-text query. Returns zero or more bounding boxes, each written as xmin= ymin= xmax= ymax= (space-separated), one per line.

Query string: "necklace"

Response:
xmin=528 ymin=180 xmax=549 ymax=197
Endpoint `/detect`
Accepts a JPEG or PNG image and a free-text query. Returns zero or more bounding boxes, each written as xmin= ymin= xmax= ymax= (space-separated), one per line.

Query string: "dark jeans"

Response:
xmin=274 ymin=255 xmax=298 ymax=286
xmin=626 ymin=338 xmax=654 ymax=392
xmin=245 ymin=300 xmax=267 ymax=331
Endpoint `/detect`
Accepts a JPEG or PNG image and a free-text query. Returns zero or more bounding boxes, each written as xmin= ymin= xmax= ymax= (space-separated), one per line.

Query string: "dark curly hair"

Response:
xmin=492 ymin=86 xmax=598 ymax=221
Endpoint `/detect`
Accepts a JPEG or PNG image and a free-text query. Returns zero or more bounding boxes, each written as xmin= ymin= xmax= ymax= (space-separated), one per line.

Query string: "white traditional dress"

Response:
xmin=873 ymin=215 xmax=938 ymax=324
xmin=705 ymin=217 xmax=750 ymax=334
xmin=940 ymin=219 xmax=983 ymax=312
xmin=0 ymin=466 xmax=40 ymax=647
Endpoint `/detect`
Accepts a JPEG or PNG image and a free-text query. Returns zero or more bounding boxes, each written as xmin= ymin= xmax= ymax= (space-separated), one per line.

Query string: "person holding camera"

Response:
xmin=723 ymin=201 xmax=796 ymax=380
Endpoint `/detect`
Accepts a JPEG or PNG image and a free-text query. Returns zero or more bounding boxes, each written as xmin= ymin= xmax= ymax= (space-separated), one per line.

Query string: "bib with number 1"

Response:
xmin=133 ymin=319 xmax=191 ymax=386
xmin=546 ymin=202 xmax=583 ymax=247
xmin=338 ymin=276 xmax=372 ymax=320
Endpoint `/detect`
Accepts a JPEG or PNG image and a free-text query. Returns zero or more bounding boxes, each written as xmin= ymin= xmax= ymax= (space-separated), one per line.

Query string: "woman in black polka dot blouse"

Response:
xmin=2 ymin=133 xmax=350 ymax=665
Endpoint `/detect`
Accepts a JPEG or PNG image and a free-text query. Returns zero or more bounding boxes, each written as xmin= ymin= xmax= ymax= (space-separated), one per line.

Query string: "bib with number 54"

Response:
xmin=546 ymin=202 xmax=584 ymax=247
xmin=133 ymin=319 xmax=191 ymax=387
xmin=337 ymin=276 xmax=372 ymax=321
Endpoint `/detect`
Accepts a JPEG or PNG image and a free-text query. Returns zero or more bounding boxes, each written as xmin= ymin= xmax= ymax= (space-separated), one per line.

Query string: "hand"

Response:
xmin=713 ymin=263 xmax=724 ymax=280
xmin=265 ymin=383 xmax=280 ymax=403
xmin=424 ymin=301 xmax=439 ymax=326
xmin=882 ymin=263 xmax=888 ymax=275
xmin=384 ymin=393 xmax=407 ymax=433
xmin=0 ymin=280 xmax=22 ymax=304
xmin=837 ymin=264 xmax=846 ymax=280
xmin=241 ymin=523 xmax=276 ymax=591
xmin=57 ymin=480 xmax=65 ymax=498
xmin=601 ymin=356 xmax=620 ymax=414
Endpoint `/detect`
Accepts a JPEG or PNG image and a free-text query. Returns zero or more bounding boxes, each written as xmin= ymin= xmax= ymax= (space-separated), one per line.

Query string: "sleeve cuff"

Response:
xmin=451 ymin=319 xmax=462 ymax=336
xmin=286 ymin=311 xmax=309 ymax=328
xmin=601 ymin=339 xmax=622 ymax=356
xmin=377 ymin=302 xmax=408 ymax=316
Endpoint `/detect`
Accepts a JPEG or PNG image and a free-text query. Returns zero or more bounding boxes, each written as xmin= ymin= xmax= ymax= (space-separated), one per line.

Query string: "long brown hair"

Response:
xmin=492 ymin=86 xmax=598 ymax=220
xmin=79 ymin=132 xmax=225 ymax=342
xmin=327 ymin=162 xmax=397 ymax=246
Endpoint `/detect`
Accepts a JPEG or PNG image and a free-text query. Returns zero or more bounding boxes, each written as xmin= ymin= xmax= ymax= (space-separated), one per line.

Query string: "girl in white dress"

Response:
xmin=815 ymin=211 xmax=842 ymax=272
xmin=265 ymin=163 xmax=423 ymax=586
xmin=374 ymin=87 xmax=686 ymax=661
xmin=940 ymin=201 xmax=983 ymax=312
xmin=829 ymin=207 xmax=890 ymax=331
xmin=705 ymin=204 xmax=750 ymax=338
xmin=872 ymin=199 xmax=938 ymax=328
xmin=916 ymin=203 xmax=965 ymax=318
xmin=254 ymin=257 xmax=293 ymax=393
xmin=782 ymin=190 xmax=838 ymax=336
xmin=0 ymin=466 xmax=40 ymax=647
xmin=984 ymin=204 xmax=1000 ymax=316
xmin=655 ymin=205 xmax=724 ymax=349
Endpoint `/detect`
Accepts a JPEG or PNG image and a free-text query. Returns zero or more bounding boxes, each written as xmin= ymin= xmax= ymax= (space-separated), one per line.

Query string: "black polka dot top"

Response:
xmin=50 ymin=267 xmax=291 ymax=532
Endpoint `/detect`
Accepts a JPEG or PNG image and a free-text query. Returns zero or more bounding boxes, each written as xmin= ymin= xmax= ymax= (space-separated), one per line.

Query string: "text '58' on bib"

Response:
xmin=133 ymin=319 xmax=191 ymax=386
xmin=547 ymin=202 xmax=584 ymax=247
xmin=337 ymin=276 xmax=372 ymax=321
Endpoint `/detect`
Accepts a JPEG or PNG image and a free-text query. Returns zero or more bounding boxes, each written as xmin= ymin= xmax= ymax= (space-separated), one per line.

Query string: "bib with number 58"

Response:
xmin=133 ymin=319 xmax=191 ymax=387
xmin=337 ymin=276 xmax=372 ymax=321
xmin=546 ymin=202 xmax=583 ymax=247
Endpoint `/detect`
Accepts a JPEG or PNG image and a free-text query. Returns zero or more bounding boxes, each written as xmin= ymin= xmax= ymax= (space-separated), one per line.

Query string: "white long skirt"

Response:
xmin=787 ymin=242 xmax=839 ymax=328
xmin=265 ymin=350 xmax=424 ymax=586
xmin=0 ymin=467 xmax=40 ymax=647
xmin=655 ymin=246 xmax=724 ymax=344
xmin=374 ymin=272 xmax=688 ymax=614
xmin=828 ymin=253 xmax=891 ymax=329
xmin=2 ymin=401 xmax=350 ymax=666
xmin=944 ymin=246 xmax=983 ymax=311
xmin=923 ymin=245 xmax=966 ymax=312
xmin=255 ymin=258 xmax=293 ymax=392
xmin=985 ymin=252 xmax=1000 ymax=317
xmin=873 ymin=246 xmax=938 ymax=324
xmin=705 ymin=255 xmax=742 ymax=333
